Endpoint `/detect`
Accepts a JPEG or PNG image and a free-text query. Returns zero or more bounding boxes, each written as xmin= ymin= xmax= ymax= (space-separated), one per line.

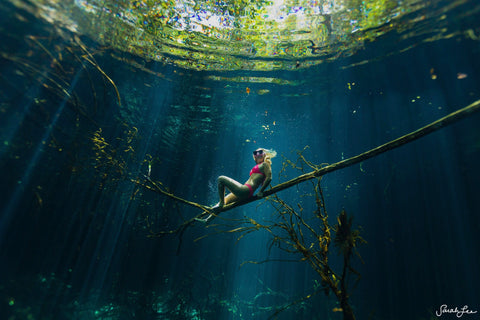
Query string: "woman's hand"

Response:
xmin=256 ymin=191 xmax=264 ymax=198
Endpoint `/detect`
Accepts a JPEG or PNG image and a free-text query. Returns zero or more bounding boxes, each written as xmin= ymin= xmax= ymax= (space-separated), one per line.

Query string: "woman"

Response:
xmin=197 ymin=148 xmax=277 ymax=222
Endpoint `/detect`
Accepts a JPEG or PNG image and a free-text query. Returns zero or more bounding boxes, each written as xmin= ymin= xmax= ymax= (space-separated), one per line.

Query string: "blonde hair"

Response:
xmin=254 ymin=148 xmax=277 ymax=165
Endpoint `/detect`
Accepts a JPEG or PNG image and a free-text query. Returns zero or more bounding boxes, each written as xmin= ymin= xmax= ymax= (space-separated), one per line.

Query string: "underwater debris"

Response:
xmin=73 ymin=36 xmax=122 ymax=106
xmin=334 ymin=209 xmax=365 ymax=257
xmin=1 ymin=30 xmax=127 ymax=129
xmin=91 ymin=125 xmax=150 ymax=191
xmin=257 ymin=89 xmax=270 ymax=95
xmin=267 ymin=162 xmax=363 ymax=319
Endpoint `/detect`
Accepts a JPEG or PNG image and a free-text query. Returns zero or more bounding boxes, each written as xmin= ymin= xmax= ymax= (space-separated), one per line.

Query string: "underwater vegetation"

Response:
xmin=253 ymin=150 xmax=366 ymax=320
xmin=124 ymin=144 xmax=367 ymax=319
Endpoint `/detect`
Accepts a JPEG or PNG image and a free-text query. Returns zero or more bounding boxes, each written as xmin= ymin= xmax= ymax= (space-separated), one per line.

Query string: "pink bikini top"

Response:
xmin=250 ymin=164 xmax=266 ymax=177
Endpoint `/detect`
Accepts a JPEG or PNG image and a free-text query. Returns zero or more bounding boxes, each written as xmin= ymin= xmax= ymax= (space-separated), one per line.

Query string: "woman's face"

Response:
xmin=253 ymin=149 xmax=265 ymax=162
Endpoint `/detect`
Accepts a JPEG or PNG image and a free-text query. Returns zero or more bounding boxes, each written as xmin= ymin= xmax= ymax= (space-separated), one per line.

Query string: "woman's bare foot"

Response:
xmin=195 ymin=202 xmax=223 ymax=223
xmin=195 ymin=212 xmax=213 ymax=223
xmin=211 ymin=202 xmax=223 ymax=213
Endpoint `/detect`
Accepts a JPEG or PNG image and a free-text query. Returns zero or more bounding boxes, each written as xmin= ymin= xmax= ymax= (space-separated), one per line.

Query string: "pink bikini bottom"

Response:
xmin=245 ymin=183 xmax=254 ymax=197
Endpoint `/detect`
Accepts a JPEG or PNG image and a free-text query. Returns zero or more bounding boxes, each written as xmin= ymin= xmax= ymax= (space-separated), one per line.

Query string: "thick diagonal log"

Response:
xmin=140 ymin=99 xmax=480 ymax=218
xmin=217 ymin=98 xmax=480 ymax=213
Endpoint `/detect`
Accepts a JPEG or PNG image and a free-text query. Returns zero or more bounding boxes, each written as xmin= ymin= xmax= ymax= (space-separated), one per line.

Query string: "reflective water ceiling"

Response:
xmin=7 ymin=0 xmax=479 ymax=72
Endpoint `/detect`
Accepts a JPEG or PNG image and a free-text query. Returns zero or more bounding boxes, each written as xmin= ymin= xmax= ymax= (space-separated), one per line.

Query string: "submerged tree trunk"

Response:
xmin=139 ymin=98 xmax=480 ymax=221
xmin=340 ymin=298 xmax=356 ymax=320
xmin=203 ymin=98 xmax=480 ymax=214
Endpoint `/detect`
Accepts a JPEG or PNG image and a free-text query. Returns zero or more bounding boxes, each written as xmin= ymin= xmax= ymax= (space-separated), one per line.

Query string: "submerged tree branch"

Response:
xmin=74 ymin=35 xmax=122 ymax=106
xmin=137 ymin=98 xmax=480 ymax=236
xmin=213 ymin=98 xmax=480 ymax=213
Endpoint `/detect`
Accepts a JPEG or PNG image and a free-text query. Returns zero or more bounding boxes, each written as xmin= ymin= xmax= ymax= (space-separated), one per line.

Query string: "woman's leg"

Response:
xmin=217 ymin=175 xmax=250 ymax=207
xmin=224 ymin=193 xmax=238 ymax=205
xmin=197 ymin=176 xmax=248 ymax=223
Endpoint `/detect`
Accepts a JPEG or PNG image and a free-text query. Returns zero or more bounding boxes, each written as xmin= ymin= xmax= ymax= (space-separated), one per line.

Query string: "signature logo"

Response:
xmin=436 ymin=305 xmax=478 ymax=318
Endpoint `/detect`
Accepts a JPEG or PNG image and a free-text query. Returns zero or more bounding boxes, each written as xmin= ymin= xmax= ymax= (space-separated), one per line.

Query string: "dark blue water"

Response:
xmin=1 ymin=1 xmax=480 ymax=319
